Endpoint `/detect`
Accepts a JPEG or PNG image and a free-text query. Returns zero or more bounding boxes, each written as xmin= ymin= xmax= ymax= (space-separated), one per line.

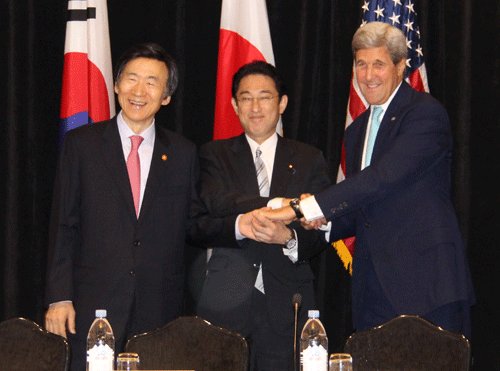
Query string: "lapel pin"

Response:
xmin=288 ymin=164 xmax=296 ymax=174
xmin=161 ymin=154 xmax=168 ymax=161
xmin=391 ymin=116 xmax=396 ymax=121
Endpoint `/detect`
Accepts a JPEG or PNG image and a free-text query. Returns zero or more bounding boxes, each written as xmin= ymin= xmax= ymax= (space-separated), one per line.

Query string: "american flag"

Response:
xmin=333 ymin=0 xmax=429 ymax=273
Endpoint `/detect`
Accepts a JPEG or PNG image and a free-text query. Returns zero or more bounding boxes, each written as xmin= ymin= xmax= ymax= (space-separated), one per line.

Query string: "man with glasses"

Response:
xmin=194 ymin=61 xmax=331 ymax=370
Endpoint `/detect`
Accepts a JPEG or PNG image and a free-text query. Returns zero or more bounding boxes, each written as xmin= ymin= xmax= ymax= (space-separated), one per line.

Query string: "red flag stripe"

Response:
xmin=213 ymin=30 xmax=266 ymax=140
xmin=348 ymin=81 xmax=368 ymax=122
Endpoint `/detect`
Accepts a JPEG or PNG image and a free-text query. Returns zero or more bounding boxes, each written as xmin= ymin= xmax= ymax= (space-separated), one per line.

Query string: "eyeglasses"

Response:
xmin=236 ymin=95 xmax=277 ymax=107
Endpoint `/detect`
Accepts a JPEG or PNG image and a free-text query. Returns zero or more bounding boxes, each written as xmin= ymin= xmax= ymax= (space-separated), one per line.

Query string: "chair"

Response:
xmin=344 ymin=315 xmax=471 ymax=371
xmin=125 ymin=315 xmax=249 ymax=371
xmin=0 ymin=317 xmax=70 ymax=371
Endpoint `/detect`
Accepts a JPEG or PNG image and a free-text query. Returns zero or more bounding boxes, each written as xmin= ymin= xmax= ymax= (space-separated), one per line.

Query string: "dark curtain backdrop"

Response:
xmin=1 ymin=0 xmax=498 ymax=369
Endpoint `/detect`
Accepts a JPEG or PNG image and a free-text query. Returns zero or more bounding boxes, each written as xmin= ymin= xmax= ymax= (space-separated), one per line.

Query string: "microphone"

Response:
xmin=292 ymin=293 xmax=302 ymax=371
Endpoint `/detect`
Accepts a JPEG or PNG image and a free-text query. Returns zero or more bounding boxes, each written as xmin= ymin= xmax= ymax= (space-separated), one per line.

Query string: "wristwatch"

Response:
xmin=289 ymin=198 xmax=304 ymax=219
xmin=284 ymin=227 xmax=297 ymax=250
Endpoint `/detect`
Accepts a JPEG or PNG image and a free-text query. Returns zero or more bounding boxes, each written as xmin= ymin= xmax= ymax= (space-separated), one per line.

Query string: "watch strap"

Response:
xmin=289 ymin=198 xmax=304 ymax=219
xmin=284 ymin=226 xmax=297 ymax=249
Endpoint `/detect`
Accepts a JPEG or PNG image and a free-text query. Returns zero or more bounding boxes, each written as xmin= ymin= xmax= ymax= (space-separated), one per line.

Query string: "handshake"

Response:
xmin=237 ymin=195 xmax=328 ymax=244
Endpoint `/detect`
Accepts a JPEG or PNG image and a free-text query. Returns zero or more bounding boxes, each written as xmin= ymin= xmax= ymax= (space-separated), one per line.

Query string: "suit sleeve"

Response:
xmin=189 ymin=141 xmax=276 ymax=247
xmin=316 ymin=94 xmax=451 ymax=226
xmin=198 ymin=143 xmax=269 ymax=217
xmin=187 ymin=144 xmax=249 ymax=248
xmin=45 ymin=132 xmax=81 ymax=306
xmin=291 ymin=147 xmax=333 ymax=261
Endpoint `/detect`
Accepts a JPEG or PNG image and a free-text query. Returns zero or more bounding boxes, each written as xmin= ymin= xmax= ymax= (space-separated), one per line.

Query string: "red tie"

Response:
xmin=127 ymin=135 xmax=144 ymax=217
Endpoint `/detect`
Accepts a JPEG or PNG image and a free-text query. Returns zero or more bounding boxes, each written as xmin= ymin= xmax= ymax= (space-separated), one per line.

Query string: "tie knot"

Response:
xmin=372 ymin=106 xmax=383 ymax=124
xmin=130 ymin=135 xmax=144 ymax=150
xmin=256 ymin=148 xmax=262 ymax=159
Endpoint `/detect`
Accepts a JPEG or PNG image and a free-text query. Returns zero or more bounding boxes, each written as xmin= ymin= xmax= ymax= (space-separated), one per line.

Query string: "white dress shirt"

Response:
xmin=234 ymin=133 xmax=299 ymax=263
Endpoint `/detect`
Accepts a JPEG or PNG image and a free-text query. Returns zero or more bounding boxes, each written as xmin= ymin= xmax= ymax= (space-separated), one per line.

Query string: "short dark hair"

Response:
xmin=114 ymin=42 xmax=179 ymax=96
xmin=231 ymin=61 xmax=286 ymax=99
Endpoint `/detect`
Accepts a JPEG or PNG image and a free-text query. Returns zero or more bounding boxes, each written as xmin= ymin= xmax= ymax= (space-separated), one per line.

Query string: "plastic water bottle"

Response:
xmin=300 ymin=309 xmax=328 ymax=371
xmin=86 ymin=309 xmax=115 ymax=371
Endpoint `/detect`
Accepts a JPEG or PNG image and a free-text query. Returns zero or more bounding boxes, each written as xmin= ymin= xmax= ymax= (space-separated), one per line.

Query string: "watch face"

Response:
xmin=286 ymin=238 xmax=297 ymax=249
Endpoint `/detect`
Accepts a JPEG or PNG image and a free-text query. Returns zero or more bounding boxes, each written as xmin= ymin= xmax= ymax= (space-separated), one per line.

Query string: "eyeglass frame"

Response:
xmin=235 ymin=94 xmax=279 ymax=107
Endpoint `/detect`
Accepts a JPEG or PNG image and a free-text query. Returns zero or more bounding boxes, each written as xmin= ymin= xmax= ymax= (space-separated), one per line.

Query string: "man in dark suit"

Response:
xmin=44 ymin=43 xmax=199 ymax=370
xmin=259 ymin=22 xmax=475 ymax=338
xmin=194 ymin=61 xmax=331 ymax=370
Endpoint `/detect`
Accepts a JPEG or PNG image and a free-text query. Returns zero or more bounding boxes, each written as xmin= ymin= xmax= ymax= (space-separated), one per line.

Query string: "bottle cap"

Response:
xmin=308 ymin=309 xmax=320 ymax=318
xmin=95 ymin=309 xmax=107 ymax=318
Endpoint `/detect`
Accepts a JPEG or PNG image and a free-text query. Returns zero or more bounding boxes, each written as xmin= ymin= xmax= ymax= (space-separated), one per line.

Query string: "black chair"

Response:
xmin=125 ymin=315 xmax=249 ymax=371
xmin=344 ymin=314 xmax=471 ymax=371
xmin=0 ymin=317 xmax=70 ymax=371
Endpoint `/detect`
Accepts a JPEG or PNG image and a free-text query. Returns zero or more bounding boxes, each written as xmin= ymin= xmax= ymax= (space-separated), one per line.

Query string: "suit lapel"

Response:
xmin=229 ymin=135 xmax=299 ymax=196
xmin=270 ymin=137 xmax=296 ymax=197
xmin=347 ymin=112 xmax=368 ymax=173
xmin=139 ymin=126 xmax=171 ymax=221
xmin=372 ymin=83 xmax=412 ymax=161
xmin=230 ymin=135 xmax=261 ymax=195
xmin=101 ymin=119 xmax=137 ymax=219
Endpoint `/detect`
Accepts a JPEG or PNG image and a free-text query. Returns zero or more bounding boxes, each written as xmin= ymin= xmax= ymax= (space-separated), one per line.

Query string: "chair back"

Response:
xmin=125 ymin=315 xmax=249 ymax=371
xmin=344 ymin=315 xmax=471 ymax=370
xmin=0 ymin=317 xmax=70 ymax=371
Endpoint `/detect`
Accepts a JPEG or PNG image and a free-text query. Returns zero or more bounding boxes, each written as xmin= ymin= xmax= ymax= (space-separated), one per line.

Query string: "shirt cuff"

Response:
xmin=235 ymin=214 xmax=244 ymax=240
xmin=300 ymin=196 xmax=325 ymax=221
xmin=319 ymin=221 xmax=332 ymax=242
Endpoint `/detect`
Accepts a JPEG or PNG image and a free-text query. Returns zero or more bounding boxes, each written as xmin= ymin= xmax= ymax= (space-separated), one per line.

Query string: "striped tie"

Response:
xmin=254 ymin=147 xmax=269 ymax=294
xmin=255 ymin=148 xmax=270 ymax=197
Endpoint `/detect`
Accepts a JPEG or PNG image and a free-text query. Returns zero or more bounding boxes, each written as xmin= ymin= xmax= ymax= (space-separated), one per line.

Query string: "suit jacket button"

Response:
xmin=364 ymin=222 xmax=370 ymax=228
xmin=129 ymin=270 xmax=136 ymax=276
xmin=133 ymin=240 xmax=141 ymax=247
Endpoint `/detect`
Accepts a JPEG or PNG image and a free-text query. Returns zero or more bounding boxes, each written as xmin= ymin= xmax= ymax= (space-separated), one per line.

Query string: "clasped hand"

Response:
xmin=240 ymin=194 xmax=327 ymax=235
xmin=239 ymin=207 xmax=291 ymax=244
xmin=238 ymin=199 xmax=327 ymax=243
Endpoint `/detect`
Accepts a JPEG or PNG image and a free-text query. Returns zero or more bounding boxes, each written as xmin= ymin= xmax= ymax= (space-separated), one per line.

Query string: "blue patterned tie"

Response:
xmin=365 ymin=106 xmax=383 ymax=167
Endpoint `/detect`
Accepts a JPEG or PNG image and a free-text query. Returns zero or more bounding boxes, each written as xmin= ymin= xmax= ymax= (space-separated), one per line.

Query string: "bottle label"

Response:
xmin=87 ymin=343 xmax=114 ymax=371
xmin=301 ymin=343 xmax=328 ymax=371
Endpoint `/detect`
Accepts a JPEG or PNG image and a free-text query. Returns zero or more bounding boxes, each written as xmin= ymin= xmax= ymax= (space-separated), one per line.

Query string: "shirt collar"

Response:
xmin=371 ymin=81 xmax=402 ymax=114
xmin=245 ymin=133 xmax=278 ymax=156
xmin=116 ymin=110 xmax=156 ymax=146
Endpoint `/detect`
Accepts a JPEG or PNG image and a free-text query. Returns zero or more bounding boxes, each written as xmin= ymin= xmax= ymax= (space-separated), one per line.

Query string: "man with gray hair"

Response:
xmin=256 ymin=22 xmax=475 ymax=338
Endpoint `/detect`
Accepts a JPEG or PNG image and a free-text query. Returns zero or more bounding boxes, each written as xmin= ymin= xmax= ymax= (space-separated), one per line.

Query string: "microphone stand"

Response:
xmin=292 ymin=293 xmax=302 ymax=371
xmin=294 ymin=302 xmax=299 ymax=371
